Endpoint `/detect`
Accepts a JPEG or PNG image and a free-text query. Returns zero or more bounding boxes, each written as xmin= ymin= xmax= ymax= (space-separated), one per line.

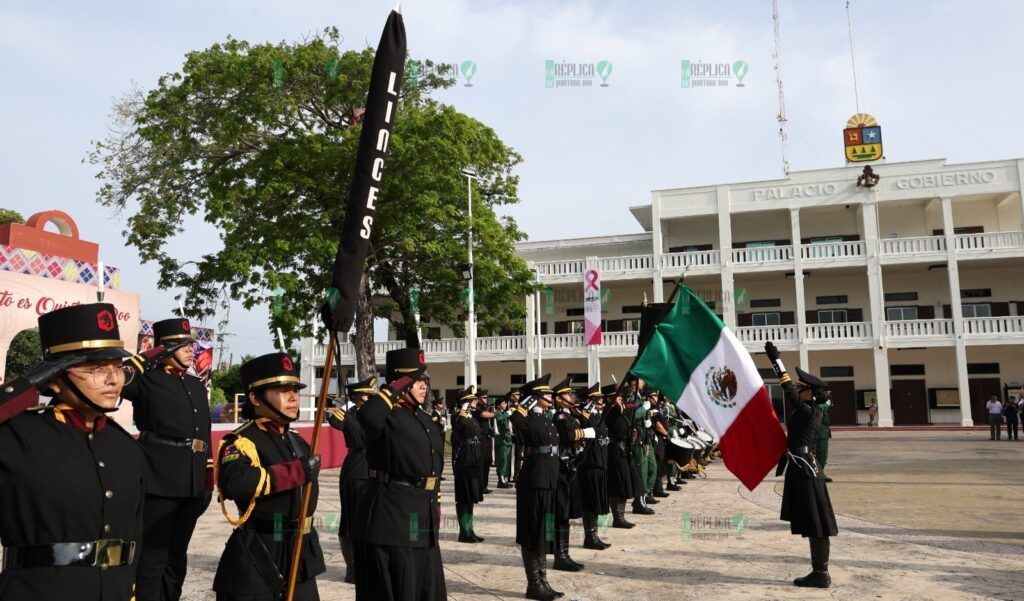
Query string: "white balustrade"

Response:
xmin=661 ymin=249 xmax=721 ymax=270
xmin=879 ymin=235 xmax=946 ymax=256
xmin=963 ymin=316 xmax=1024 ymax=335
xmin=885 ymin=319 xmax=953 ymax=338
xmin=730 ymin=245 xmax=793 ymax=264
xmin=735 ymin=325 xmax=798 ymax=344
xmin=533 ymin=259 xmax=585 ymax=278
xmin=597 ymin=254 xmax=654 ymax=273
xmin=601 ymin=331 xmax=638 ymax=347
xmin=806 ymin=321 xmax=871 ymax=341
xmin=955 ymin=230 xmax=1024 ymax=252
xmin=801 ymin=241 xmax=865 ymax=261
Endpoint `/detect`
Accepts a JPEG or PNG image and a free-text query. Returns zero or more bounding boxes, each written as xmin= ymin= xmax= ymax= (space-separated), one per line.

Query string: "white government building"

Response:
xmin=301 ymin=156 xmax=1024 ymax=428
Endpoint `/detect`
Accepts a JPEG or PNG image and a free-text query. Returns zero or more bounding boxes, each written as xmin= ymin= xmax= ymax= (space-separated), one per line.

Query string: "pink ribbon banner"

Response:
xmin=583 ymin=268 xmax=601 ymax=345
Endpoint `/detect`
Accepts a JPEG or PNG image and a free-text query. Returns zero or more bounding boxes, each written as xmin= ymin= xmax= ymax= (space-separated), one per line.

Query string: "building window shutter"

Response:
xmin=847 ymin=308 xmax=863 ymax=322
xmin=737 ymin=313 xmax=753 ymax=327
xmin=991 ymin=302 xmax=1010 ymax=317
xmin=917 ymin=305 xmax=935 ymax=319
xmin=780 ymin=311 xmax=795 ymax=325
xmin=942 ymin=305 xmax=952 ymax=319
xmin=805 ymin=310 xmax=819 ymax=324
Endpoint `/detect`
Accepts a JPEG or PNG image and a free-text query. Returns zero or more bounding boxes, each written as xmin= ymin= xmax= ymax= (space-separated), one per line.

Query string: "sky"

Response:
xmin=2 ymin=0 xmax=1023 ymax=360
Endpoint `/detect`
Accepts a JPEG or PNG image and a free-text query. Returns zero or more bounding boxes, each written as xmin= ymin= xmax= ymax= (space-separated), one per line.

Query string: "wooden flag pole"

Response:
xmin=284 ymin=329 xmax=337 ymax=600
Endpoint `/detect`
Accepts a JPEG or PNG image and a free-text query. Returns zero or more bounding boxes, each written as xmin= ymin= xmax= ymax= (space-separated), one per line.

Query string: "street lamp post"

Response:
xmin=461 ymin=167 xmax=479 ymax=389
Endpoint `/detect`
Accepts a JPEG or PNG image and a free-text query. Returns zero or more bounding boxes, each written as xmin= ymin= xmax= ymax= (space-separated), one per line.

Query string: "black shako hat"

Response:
xmin=583 ymin=383 xmax=602 ymax=398
xmin=795 ymin=367 xmax=829 ymax=391
xmin=152 ymin=318 xmax=195 ymax=344
xmin=39 ymin=303 xmax=131 ymax=361
xmin=346 ymin=376 xmax=377 ymax=396
xmin=241 ymin=352 xmax=306 ymax=392
xmin=385 ymin=348 xmax=427 ymax=383
xmin=553 ymin=376 xmax=574 ymax=395
xmin=458 ymin=386 xmax=476 ymax=402
xmin=601 ymin=383 xmax=619 ymax=398
xmin=519 ymin=374 xmax=552 ymax=397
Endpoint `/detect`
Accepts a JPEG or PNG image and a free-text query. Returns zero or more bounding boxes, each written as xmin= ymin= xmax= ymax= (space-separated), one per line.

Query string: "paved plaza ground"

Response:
xmin=181 ymin=430 xmax=1024 ymax=600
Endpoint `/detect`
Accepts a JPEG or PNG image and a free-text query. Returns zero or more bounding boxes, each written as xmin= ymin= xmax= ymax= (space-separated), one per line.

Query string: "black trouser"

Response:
xmin=513 ymin=443 xmax=524 ymax=480
xmin=989 ymin=414 xmax=1003 ymax=439
xmin=1007 ymin=419 xmax=1019 ymax=440
xmin=136 ymin=494 xmax=208 ymax=601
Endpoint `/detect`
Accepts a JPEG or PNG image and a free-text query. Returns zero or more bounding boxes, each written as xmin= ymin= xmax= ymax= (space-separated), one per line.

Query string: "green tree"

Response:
xmin=4 ymin=329 xmax=41 ymax=380
xmin=88 ymin=29 xmax=534 ymax=377
xmin=211 ymin=355 xmax=250 ymax=402
xmin=0 ymin=208 xmax=24 ymax=226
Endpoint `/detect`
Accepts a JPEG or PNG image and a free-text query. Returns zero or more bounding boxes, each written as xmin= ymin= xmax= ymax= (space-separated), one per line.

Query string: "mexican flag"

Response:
xmin=631 ymin=287 xmax=786 ymax=490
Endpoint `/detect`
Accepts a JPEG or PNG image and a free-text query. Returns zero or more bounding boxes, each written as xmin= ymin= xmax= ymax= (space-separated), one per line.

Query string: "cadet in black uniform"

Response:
xmin=475 ymin=388 xmax=496 ymax=495
xmin=512 ymin=375 xmax=594 ymax=600
xmin=551 ymin=377 xmax=588 ymax=572
xmin=452 ymin=387 xmax=485 ymax=543
xmin=576 ymin=383 xmax=611 ymax=550
xmin=353 ymin=349 xmax=446 ymax=600
xmin=122 ymin=317 xmax=212 ymax=601
xmin=603 ymin=384 xmax=636 ymax=529
xmin=0 ymin=303 xmax=145 ymax=601
xmin=213 ymin=352 xmax=325 ymax=600
xmin=326 ymin=376 xmax=375 ymax=584
xmin=765 ymin=341 xmax=838 ymax=588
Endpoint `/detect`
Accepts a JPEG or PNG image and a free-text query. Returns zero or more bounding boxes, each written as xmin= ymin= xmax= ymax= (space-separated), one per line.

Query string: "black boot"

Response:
xmin=469 ymin=503 xmax=485 ymax=542
xmin=339 ymin=535 xmax=356 ymax=584
xmin=582 ymin=512 xmax=611 ymax=550
xmin=522 ymin=548 xmax=556 ymax=600
xmin=611 ymin=498 xmax=635 ymax=528
xmin=552 ymin=522 xmax=584 ymax=571
xmin=457 ymin=504 xmax=481 ymax=543
xmin=645 ymin=491 xmax=661 ymax=504
xmin=794 ymin=537 xmax=832 ymax=588
xmin=653 ymin=476 xmax=669 ymax=497
xmin=632 ymin=494 xmax=655 ymax=515
xmin=538 ymin=552 xmax=564 ymax=599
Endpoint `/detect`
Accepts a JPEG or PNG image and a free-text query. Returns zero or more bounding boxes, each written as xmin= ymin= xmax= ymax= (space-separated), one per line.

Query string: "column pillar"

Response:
xmin=717 ymin=186 xmax=736 ymax=329
xmin=861 ymin=200 xmax=893 ymax=427
xmin=525 ymin=262 xmax=537 ymax=382
xmin=941 ymin=197 xmax=973 ymax=426
xmin=652 ymin=191 xmax=665 ymax=302
xmin=790 ymin=208 xmax=809 ymax=368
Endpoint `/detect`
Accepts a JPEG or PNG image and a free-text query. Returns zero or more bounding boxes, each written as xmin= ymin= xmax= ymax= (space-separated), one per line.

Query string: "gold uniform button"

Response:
xmin=103 ymin=524 xmax=111 ymax=533
xmin=98 ymin=461 xmax=106 ymax=468
xmin=105 ymin=490 xmax=114 ymax=499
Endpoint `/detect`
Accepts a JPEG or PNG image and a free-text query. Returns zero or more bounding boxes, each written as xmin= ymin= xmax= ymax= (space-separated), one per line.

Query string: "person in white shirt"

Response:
xmin=986 ymin=396 xmax=1004 ymax=440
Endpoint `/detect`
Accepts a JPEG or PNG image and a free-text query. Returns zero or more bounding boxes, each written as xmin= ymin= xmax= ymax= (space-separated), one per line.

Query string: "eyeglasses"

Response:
xmin=67 ymin=365 xmax=135 ymax=387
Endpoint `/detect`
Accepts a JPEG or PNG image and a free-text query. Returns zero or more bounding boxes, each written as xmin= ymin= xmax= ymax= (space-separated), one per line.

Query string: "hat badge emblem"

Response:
xmin=282 ymin=355 xmax=294 ymax=371
xmin=96 ymin=309 xmax=116 ymax=332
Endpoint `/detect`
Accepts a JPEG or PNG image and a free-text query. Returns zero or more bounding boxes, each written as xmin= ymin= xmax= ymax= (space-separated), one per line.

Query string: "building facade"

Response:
xmin=301 ymin=157 xmax=1024 ymax=427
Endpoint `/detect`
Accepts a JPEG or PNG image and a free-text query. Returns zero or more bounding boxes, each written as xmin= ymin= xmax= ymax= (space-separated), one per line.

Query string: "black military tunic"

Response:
xmin=779 ymin=382 xmax=838 ymax=539
xmin=604 ymin=402 xmax=635 ymax=499
xmin=552 ymin=409 xmax=585 ymax=522
xmin=353 ymin=392 xmax=446 ymax=600
xmin=213 ymin=418 xmax=325 ymax=600
xmin=510 ymin=406 xmax=559 ymax=554
xmin=452 ymin=410 xmax=483 ymax=505
xmin=475 ymin=408 xmax=494 ymax=491
xmin=121 ymin=367 xmax=212 ymax=497
xmin=327 ymin=405 xmax=368 ymax=539
xmin=578 ymin=410 xmax=609 ymax=515
xmin=0 ymin=403 xmax=145 ymax=601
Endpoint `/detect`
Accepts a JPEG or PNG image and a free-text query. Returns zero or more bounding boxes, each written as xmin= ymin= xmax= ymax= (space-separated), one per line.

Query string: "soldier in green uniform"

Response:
xmin=495 ymin=397 xmax=513 ymax=488
xmin=815 ymin=397 xmax=833 ymax=482
xmin=631 ymin=387 xmax=659 ymax=513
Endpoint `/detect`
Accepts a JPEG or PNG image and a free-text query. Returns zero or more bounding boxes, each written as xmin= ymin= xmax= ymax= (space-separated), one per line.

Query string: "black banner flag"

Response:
xmin=322 ymin=7 xmax=406 ymax=332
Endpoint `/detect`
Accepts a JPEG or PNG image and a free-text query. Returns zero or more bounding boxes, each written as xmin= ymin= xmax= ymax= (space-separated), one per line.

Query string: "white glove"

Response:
xmin=582 ymin=427 xmax=596 ymax=439
xmin=644 ymin=419 xmax=652 ymax=428
xmin=643 ymin=401 xmax=651 ymax=410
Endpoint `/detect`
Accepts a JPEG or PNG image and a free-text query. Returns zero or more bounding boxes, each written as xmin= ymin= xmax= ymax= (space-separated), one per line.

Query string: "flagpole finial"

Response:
xmin=393 ymin=2 xmax=402 ymax=14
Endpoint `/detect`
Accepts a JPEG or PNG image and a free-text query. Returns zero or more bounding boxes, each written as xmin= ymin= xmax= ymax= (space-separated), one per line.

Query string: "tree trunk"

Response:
xmin=354 ymin=272 xmax=376 ymax=380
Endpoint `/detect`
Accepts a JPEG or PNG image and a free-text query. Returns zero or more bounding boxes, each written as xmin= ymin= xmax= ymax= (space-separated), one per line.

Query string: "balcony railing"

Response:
xmin=734 ymin=324 xmax=798 ymax=345
xmin=879 ymin=235 xmax=946 ymax=256
xmin=806 ymin=321 xmax=872 ymax=342
xmin=540 ymin=333 xmax=584 ymax=351
xmin=602 ymin=331 xmax=638 ymax=347
xmin=801 ymin=241 xmax=865 ymax=262
xmin=955 ymin=230 xmax=1024 ymax=253
xmin=597 ymin=254 xmax=655 ymax=273
xmin=963 ymin=316 xmax=1024 ymax=335
xmin=533 ymin=259 xmax=585 ymax=279
xmin=885 ymin=318 xmax=953 ymax=338
xmin=661 ymin=249 xmax=721 ymax=271
xmin=730 ymin=245 xmax=793 ymax=265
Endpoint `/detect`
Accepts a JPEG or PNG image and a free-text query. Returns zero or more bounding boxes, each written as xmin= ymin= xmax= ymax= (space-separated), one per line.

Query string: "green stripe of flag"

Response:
xmin=631 ymin=287 xmax=724 ymax=399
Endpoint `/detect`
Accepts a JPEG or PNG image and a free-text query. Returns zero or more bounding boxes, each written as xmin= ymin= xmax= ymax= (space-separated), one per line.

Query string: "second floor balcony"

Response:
xmin=310 ymin=314 xmax=1024 ymax=367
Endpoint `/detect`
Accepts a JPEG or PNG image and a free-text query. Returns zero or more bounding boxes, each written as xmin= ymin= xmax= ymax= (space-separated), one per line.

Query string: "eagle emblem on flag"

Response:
xmin=705 ymin=366 xmax=739 ymax=409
